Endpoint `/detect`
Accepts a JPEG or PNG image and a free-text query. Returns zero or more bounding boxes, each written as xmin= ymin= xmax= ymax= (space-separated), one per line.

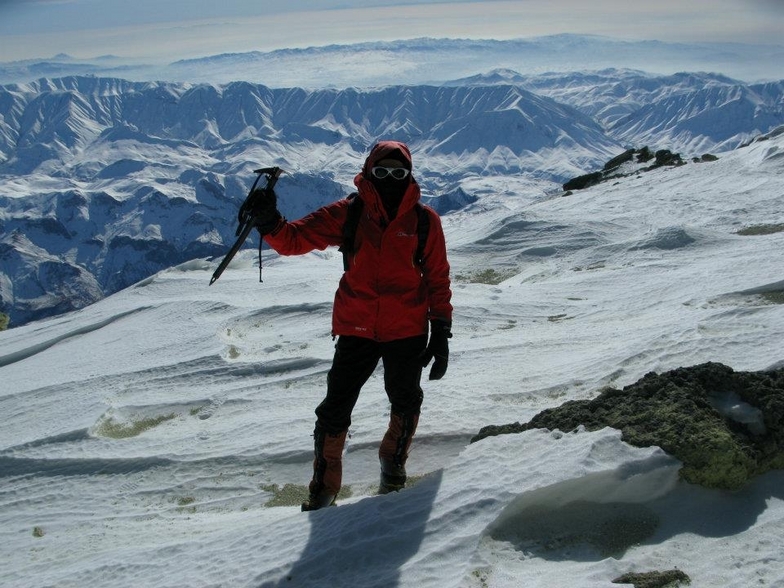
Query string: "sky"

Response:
xmin=1 ymin=0 xmax=783 ymax=63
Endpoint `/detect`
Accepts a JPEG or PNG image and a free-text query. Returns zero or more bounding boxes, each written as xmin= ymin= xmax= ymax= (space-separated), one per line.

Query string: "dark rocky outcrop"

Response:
xmin=652 ymin=149 xmax=684 ymax=167
xmin=635 ymin=146 xmax=654 ymax=163
xmin=562 ymin=171 xmax=604 ymax=191
xmin=562 ymin=146 xmax=694 ymax=192
xmin=472 ymin=362 xmax=784 ymax=490
xmin=603 ymin=148 xmax=636 ymax=171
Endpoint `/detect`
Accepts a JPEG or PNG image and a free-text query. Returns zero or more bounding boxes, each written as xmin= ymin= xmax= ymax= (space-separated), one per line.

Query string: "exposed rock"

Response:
xmin=562 ymin=146 xmax=686 ymax=191
xmin=653 ymin=149 xmax=685 ymax=168
xmin=736 ymin=223 xmax=784 ymax=236
xmin=603 ymin=148 xmax=636 ymax=171
xmin=472 ymin=362 xmax=784 ymax=490
xmin=636 ymin=146 xmax=654 ymax=163
xmin=563 ymin=171 xmax=604 ymax=191
xmin=613 ymin=569 xmax=691 ymax=588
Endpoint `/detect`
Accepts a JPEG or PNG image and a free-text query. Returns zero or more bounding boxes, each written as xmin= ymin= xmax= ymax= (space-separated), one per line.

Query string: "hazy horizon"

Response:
xmin=1 ymin=0 xmax=782 ymax=64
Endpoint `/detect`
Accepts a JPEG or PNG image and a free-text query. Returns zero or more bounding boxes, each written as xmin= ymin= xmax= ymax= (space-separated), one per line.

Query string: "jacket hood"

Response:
xmin=361 ymin=141 xmax=413 ymax=177
xmin=354 ymin=140 xmax=420 ymax=220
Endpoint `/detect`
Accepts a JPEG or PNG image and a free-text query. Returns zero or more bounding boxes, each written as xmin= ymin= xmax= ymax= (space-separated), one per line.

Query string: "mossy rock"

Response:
xmin=262 ymin=483 xmax=354 ymax=507
xmin=472 ymin=362 xmax=784 ymax=490
xmin=613 ymin=569 xmax=691 ymax=588
xmin=94 ymin=413 xmax=177 ymax=438
xmin=736 ymin=223 xmax=784 ymax=236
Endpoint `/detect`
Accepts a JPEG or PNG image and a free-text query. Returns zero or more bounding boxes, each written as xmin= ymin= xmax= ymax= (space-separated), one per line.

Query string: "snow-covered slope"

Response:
xmin=1 ymin=123 xmax=782 ymax=588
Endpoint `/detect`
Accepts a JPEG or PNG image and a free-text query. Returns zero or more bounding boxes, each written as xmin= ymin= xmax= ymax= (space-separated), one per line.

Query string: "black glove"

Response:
xmin=419 ymin=319 xmax=452 ymax=380
xmin=240 ymin=188 xmax=281 ymax=235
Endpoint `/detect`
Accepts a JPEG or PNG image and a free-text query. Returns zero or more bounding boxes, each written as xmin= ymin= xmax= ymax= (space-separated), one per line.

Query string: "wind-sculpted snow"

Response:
xmin=0 ymin=306 xmax=147 ymax=368
xmin=469 ymin=216 xmax=608 ymax=259
xmin=629 ymin=226 xmax=697 ymax=251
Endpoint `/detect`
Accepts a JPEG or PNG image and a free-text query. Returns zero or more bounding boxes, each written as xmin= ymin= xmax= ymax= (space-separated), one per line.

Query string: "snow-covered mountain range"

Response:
xmin=1 ymin=65 xmax=783 ymax=327
xmin=455 ymin=69 xmax=784 ymax=154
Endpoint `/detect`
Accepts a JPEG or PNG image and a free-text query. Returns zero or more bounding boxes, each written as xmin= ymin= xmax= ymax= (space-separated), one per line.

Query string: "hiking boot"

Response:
xmin=379 ymin=458 xmax=407 ymax=494
xmin=378 ymin=412 xmax=419 ymax=494
xmin=301 ymin=492 xmax=337 ymax=512
xmin=303 ymin=425 xmax=347 ymax=511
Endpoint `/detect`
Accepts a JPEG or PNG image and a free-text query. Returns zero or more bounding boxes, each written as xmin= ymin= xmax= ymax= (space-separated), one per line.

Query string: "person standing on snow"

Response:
xmin=249 ymin=140 xmax=453 ymax=511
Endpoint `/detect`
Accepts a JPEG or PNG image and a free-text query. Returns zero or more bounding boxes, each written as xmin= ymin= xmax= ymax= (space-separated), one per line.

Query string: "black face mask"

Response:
xmin=372 ymin=176 xmax=410 ymax=219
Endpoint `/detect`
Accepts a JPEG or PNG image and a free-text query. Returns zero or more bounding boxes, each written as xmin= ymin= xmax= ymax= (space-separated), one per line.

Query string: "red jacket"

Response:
xmin=265 ymin=142 xmax=453 ymax=342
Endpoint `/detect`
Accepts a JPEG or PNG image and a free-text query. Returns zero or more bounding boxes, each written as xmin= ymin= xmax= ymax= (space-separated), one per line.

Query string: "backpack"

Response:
xmin=339 ymin=193 xmax=430 ymax=272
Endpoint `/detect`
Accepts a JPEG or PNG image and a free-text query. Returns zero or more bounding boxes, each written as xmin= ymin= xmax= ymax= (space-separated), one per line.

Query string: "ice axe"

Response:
xmin=209 ymin=166 xmax=284 ymax=285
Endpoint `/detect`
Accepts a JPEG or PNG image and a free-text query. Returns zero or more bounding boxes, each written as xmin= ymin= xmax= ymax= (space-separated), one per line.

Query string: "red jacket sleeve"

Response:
xmin=264 ymin=199 xmax=348 ymax=255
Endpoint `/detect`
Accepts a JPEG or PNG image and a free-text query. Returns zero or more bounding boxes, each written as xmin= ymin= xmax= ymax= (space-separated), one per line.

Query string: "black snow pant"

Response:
xmin=315 ymin=335 xmax=428 ymax=434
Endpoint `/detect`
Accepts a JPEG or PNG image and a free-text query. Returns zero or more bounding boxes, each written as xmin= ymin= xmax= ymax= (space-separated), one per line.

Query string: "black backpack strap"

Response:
xmin=414 ymin=203 xmax=430 ymax=268
xmin=339 ymin=193 xmax=362 ymax=271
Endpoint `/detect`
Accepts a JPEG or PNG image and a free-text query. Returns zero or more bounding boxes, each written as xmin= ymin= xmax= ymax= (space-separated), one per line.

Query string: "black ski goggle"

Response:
xmin=371 ymin=166 xmax=410 ymax=180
